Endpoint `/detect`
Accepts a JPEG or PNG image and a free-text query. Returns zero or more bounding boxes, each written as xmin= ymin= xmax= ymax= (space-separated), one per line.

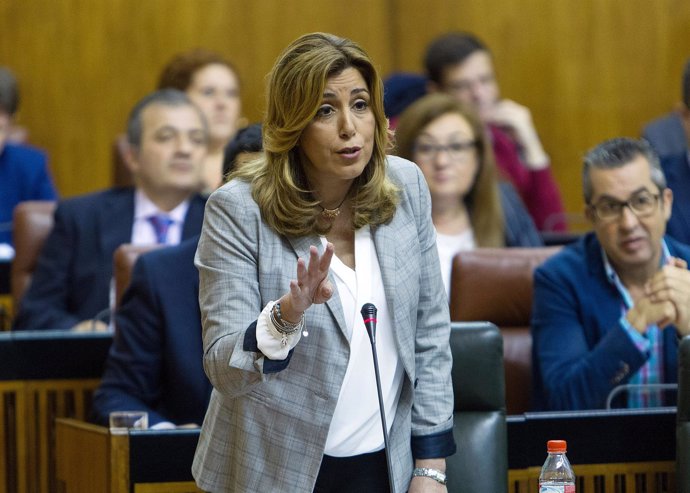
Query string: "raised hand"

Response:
xmin=280 ymin=243 xmax=335 ymax=321
xmin=484 ymin=99 xmax=549 ymax=169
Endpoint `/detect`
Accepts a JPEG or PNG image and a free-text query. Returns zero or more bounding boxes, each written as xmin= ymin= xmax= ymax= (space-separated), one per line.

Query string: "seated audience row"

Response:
xmin=9 ymin=36 xmax=690 ymax=424
xmin=0 ymin=66 xmax=57 ymax=248
xmin=11 ymin=48 xmax=245 ymax=331
xmin=12 ymin=90 xmax=207 ymax=331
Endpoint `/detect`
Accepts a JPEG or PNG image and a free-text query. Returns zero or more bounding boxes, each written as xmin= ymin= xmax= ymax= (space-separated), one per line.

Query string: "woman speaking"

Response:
xmin=192 ymin=33 xmax=455 ymax=492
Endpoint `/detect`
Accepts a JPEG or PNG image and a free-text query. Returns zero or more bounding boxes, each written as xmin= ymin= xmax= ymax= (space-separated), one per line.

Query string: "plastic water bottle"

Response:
xmin=539 ymin=439 xmax=576 ymax=492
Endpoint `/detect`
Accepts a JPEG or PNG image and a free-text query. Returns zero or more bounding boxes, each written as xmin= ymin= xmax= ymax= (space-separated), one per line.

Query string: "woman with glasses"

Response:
xmin=395 ymin=93 xmax=541 ymax=297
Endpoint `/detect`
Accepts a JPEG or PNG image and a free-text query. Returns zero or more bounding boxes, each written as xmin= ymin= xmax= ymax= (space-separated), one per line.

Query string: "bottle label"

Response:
xmin=539 ymin=484 xmax=575 ymax=493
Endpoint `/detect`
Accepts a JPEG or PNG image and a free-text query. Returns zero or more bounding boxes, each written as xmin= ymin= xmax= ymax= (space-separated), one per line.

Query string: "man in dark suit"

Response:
xmin=91 ymin=235 xmax=210 ymax=427
xmin=91 ymin=124 xmax=263 ymax=427
xmin=13 ymin=89 xmax=208 ymax=331
xmin=660 ymin=58 xmax=690 ymax=244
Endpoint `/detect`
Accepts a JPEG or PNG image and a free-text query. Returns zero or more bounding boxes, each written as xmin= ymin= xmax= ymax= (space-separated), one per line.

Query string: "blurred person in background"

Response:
xmin=0 ymin=66 xmax=57 ymax=250
xmin=90 ymin=125 xmax=263 ymax=429
xmin=395 ymin=93 xmax=542 ymax=298
xmin=658 ymin=58 xmax=690 ymax=244
xmin=159 ymin=48 xmax=242 ymax=193
xmin=425 ymin=32 xmax=565 ymax=232
xmin=13 ymin=89 xmax=207 ymax=331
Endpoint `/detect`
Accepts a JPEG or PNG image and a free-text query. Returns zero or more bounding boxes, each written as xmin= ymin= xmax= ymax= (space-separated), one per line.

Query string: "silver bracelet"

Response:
xmin=412 ymin=467 xmax=447 ymax=485
xmin=271 ymin=303 xmax=304 ymax=332
xmin=269 ymin=302 xmax=304 ymax=346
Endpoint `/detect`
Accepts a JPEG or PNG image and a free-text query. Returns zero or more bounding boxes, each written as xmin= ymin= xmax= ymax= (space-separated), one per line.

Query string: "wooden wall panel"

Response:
xmin=0 ymin=0 xmax=393 ymax=197
xmin=392 ymin=0 xmax=690 ymax=215
xmin=1 ymin=0 xmax=689 ymax=217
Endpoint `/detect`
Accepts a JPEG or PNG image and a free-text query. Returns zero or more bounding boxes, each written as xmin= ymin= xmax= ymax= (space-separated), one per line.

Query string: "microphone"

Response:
xmin=361 ymin=302 xmax=378 ymax=344
xmin=360 ymin=303 xmax=395 ymax=493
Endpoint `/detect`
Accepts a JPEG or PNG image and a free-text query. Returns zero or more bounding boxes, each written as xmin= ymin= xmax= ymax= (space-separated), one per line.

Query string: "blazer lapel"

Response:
xmin=372 ymin=218 xmax=415 ymax=379
xmin=286 ymin=234 xmax=348 ymax=339
xmin=669 ymin=157 xmax=690 ymax=234
xmin=182 ymin=195 xmax=206 ymax=239
xmin=100 ymin=189 xmax=135 ymax=256
xmin=372 ymin=223 xmax=397 ymax=329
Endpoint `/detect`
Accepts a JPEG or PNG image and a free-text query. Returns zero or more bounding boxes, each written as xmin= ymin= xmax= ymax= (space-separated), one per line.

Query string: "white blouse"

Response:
xmin=435 ymin=228 xmax=475 ymax=299
xmin=256 ymin=226 xmax=404 ymax=457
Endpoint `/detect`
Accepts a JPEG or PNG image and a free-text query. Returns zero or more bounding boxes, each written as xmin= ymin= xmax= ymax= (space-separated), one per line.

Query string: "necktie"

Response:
xmin=148 ymin=214 xmax=174 ymax=244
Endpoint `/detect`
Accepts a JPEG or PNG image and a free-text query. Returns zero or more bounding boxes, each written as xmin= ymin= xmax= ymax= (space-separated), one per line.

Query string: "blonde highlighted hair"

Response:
xmin=232 ymin=33 xmax=398 ymax=237
xmin=394 ymin=93 xmax=505 ymax=247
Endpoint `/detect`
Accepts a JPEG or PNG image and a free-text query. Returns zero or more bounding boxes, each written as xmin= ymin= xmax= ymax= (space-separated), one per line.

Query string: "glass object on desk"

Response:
xmin=109 ymin=411 xmax=148 ymax=434
xmin=0 ymin=243 xmax=14 ymax=261
xmin=539 ymin=439 xmax=575 ymax=492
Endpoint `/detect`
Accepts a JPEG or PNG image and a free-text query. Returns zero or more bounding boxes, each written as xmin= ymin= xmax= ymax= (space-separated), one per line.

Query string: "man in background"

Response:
xmin=424 ymin=32 xmax=565 ymax=231
xmin=13 ymin=89 xmax=207 ymax=331
xmin=642 ymin=58 xmax=689 ymax=160
xmin=0 ymin=66 xmax=57 ymax=248
xmin=91 ymin=124 xmax=262 ymax=428
xmin=658 ymin=58 xmax=690 ymax=244
xmin=532 ymin=137 xmax=690 ymax=410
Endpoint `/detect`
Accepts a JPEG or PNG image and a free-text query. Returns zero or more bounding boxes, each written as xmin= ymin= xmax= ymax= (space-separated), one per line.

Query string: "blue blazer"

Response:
xmin=91 ymin=236 xmax=211 ymax=426
xmin=531 ymin=233 xmax=690 ymax=411
xmin=12 ymin=188 xmax=205 ymax=331
xmin=0 ymin=143 xmax=57 ymax=245
xmin=642 ymin=112 xmax=687 ymax=159
xmin=662 ymin=153 xmax=690 ymax=245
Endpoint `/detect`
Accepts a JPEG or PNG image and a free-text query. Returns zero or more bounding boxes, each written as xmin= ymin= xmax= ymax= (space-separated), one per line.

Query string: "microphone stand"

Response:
xmin=361 ymin=304 xmax=395 ymax=493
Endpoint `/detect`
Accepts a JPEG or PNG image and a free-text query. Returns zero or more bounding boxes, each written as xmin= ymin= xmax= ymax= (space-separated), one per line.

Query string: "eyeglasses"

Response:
xmin=414 ymin=140 xmax=477 ymax=162
xmin=589 ymin=191 xmax=661 ymax=222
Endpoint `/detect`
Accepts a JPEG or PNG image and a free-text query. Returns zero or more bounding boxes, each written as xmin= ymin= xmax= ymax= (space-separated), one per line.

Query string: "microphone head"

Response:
xmin=360 ymin=303 xmax=378 ymax=343
xmin=360 ymin=303 xmax=377 ymax=319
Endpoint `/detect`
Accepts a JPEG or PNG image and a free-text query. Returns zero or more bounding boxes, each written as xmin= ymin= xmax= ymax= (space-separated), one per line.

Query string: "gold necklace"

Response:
xmin=319 ymin=196 xmax=348 ymax=220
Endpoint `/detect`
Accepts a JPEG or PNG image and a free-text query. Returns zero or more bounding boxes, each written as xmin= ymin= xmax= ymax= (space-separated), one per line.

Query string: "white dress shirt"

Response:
xmin=131 ymin=189 xmax=190 ymax=246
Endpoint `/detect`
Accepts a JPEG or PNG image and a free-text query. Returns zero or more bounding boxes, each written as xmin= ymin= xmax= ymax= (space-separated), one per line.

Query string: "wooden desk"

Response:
xmin=507 ymin=407 xmax=676 ymax=492
xmin=56 ymin=408 xmax=676 ymax=493
xmin=0 ymin=330 xmax=112 ymax=493
xmin=55 ymin=419 xmax=203 ymax=493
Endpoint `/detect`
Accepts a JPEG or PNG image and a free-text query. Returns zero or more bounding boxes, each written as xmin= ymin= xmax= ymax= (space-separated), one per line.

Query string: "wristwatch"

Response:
xmin=412 ymin=467 xmax=447 ymax=485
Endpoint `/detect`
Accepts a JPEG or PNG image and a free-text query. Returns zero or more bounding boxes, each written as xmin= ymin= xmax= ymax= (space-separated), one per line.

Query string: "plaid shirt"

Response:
xmin=602 ymin=241 xmax=671 ymax=407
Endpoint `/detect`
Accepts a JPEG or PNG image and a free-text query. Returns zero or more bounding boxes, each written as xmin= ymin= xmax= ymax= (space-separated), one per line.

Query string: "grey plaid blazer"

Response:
xmin=192 ymin=156 xmax=454 ymax=492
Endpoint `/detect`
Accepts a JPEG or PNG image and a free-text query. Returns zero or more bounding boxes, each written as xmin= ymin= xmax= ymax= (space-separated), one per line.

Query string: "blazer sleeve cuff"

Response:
xmin=243 ymin=320 xmax=294 ymax=374
xmin=411 ymin=429 xmax=457 ymax=459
